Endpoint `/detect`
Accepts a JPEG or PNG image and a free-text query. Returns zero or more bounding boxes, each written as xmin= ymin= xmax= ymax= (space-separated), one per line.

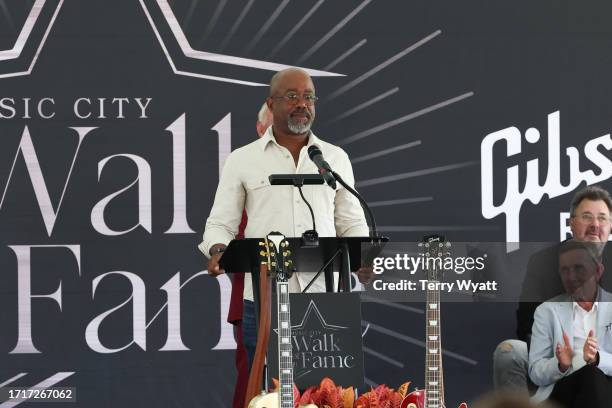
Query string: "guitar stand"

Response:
xmin=301 ymin=239 xmax=362 ymax=294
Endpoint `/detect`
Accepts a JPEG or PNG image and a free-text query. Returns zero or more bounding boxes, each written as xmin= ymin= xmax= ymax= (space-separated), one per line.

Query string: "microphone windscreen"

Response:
xmin=307 ymin=145 xmax=322 ymax=159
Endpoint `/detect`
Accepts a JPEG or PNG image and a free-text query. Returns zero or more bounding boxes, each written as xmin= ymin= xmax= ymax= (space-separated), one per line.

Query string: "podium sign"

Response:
xmin=267 ymin=292 xmax=364 ymax=389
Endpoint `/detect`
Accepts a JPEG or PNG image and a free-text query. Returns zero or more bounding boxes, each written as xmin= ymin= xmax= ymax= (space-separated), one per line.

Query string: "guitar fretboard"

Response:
xmin=277 ymin=281 xmax=294 ymax=408
xmin=425 ymin=279 xmax=443 ymax=408
xmin=424 ymin=243 xmax=445 ymax=408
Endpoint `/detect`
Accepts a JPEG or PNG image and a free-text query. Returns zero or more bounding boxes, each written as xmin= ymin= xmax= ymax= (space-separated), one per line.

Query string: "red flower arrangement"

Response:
xmin=273 ymin=377 xmax=412 ymax=408
xmin=354 ymin=382 xmax=409 ymax=408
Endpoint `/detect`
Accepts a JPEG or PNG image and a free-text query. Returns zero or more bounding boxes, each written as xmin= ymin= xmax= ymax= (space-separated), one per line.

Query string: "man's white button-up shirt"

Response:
xmin=572 ymin=301 xmax=598 ymax=370
xmin=199 ymin=126 xmax=369 ymax=300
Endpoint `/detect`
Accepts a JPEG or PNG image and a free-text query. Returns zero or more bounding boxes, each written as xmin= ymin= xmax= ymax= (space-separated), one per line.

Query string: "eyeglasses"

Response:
xmin=270 ymin=92 xmax=318 ymax=106
xmin=575 ymin=212 xmax=611 ymax=225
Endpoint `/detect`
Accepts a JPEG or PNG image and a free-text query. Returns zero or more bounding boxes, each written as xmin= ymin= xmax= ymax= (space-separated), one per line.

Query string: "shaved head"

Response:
xmin=269 ymin=68 xmax=314 ymax=96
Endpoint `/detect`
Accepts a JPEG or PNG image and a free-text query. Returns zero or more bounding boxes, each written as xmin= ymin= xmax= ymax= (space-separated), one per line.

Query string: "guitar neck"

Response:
xmin=425 ymin=281 xmax=444 ymax=408
xmin=277 ymin=281 xmax=294 ymax=408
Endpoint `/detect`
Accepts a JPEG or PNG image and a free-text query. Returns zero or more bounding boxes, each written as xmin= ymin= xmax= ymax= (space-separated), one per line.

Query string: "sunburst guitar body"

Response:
xmin=248 ymin=391 xmax=316 ymax=408
xmin=401 ymin=388 xmax=467 ymax=408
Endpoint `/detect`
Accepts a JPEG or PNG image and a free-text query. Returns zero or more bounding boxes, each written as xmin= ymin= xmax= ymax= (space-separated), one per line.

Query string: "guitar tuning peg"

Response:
xmin=260 ymin=250 xmax=267 ymax=256
xmin=258 ymin=242 xmax=265 ymax=246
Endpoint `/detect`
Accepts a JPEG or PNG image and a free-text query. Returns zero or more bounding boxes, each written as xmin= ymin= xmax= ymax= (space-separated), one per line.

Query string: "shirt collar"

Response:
xmin=258 ymin=125 xmax=275 ymax=150
xmin=573 ymin=299 xmax=599 ymax=314
xmin=258 ymin=126 xmax=321 ymax=151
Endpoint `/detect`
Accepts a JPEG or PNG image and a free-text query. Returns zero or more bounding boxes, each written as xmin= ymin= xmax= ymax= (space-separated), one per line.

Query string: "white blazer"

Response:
xmin=529 ymin=288 xmax=612 ymax=402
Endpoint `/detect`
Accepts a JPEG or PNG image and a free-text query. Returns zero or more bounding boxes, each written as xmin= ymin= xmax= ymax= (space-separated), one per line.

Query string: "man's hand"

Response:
xmin=556 ymin=330 xmax=573 ymax=372
xmin=357 ymin=266 xmax=374 ymax=284
xmin=207 ymin=244 xmax=227 ymax=277
xmin=583 ymin=329 xmax=599 ymax=364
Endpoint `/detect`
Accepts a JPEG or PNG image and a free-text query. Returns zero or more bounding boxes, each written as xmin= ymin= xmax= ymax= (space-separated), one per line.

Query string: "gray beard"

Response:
xmin=287 ymin=119 xmax=311 ymax=134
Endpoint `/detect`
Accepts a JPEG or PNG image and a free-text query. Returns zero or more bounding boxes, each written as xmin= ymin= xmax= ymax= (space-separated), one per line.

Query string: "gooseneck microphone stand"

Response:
xmin=330 ymin=170 xmax=379 ymax=239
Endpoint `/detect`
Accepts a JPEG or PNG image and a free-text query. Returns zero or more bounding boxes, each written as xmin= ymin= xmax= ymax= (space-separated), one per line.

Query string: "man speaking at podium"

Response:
xmin=199 ymin=68 xmax=369 ymax=367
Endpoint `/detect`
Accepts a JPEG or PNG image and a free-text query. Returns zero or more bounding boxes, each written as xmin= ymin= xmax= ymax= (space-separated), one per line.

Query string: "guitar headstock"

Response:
xmin=258 ymin=232 xmax=294 ymax=282
xmin=418 ymin=234 xmax=452 ymax=281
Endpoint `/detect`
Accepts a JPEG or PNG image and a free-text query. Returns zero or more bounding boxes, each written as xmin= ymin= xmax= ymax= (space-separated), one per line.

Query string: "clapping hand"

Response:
xmin=556 ymin=330 xmax=573 ymax=372
xmin=583 ymin=330 xmax=599 ymax=365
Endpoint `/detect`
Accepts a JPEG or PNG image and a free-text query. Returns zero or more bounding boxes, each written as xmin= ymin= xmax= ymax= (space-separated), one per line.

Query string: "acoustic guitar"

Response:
xmin=248 ymin=232 xmax=316 ymax=408
xmin=401 ymin=236 xmax=468 ymax=408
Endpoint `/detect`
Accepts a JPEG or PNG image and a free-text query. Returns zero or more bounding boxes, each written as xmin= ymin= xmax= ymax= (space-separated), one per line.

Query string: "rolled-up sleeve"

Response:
xmin=198 ymin=152 xmax=246 ymax=258
xmin=334 ymin=150 xmax=369 ymax=237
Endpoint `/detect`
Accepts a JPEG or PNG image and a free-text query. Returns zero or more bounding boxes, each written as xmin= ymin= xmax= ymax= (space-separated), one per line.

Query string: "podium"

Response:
xmin=220 ymin=236 xmax=387 ymax=313
xmin=220 ymin=235 xmax=386 ymax=407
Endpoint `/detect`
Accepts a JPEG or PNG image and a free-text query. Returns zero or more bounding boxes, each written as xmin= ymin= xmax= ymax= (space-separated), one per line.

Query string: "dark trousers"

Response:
xmin=548 ymin=364 xmax=612 ymax=408
xmin=242 ymin=300 xmax=257 ymax=371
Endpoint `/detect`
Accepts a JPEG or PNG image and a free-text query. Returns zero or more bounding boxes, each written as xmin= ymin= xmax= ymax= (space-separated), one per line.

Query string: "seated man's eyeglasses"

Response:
xmin=576 ymin=212 xmax=610 ymax=225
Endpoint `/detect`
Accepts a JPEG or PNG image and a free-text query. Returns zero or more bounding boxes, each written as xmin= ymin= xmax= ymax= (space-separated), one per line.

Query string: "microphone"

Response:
xmin=307 ymin=145 xmax=380 ymax=238
xmin=307 ymin=145 xmax=337 ymax=189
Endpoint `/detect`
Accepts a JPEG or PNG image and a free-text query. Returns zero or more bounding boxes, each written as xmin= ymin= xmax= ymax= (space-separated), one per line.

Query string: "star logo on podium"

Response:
xmin=273 ymin=300 xmax=348 ymax=336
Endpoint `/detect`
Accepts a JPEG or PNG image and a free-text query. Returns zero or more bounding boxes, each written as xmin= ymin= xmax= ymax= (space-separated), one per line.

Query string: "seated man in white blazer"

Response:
xmin=529 ymin=239 xmax=612 ymax=407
